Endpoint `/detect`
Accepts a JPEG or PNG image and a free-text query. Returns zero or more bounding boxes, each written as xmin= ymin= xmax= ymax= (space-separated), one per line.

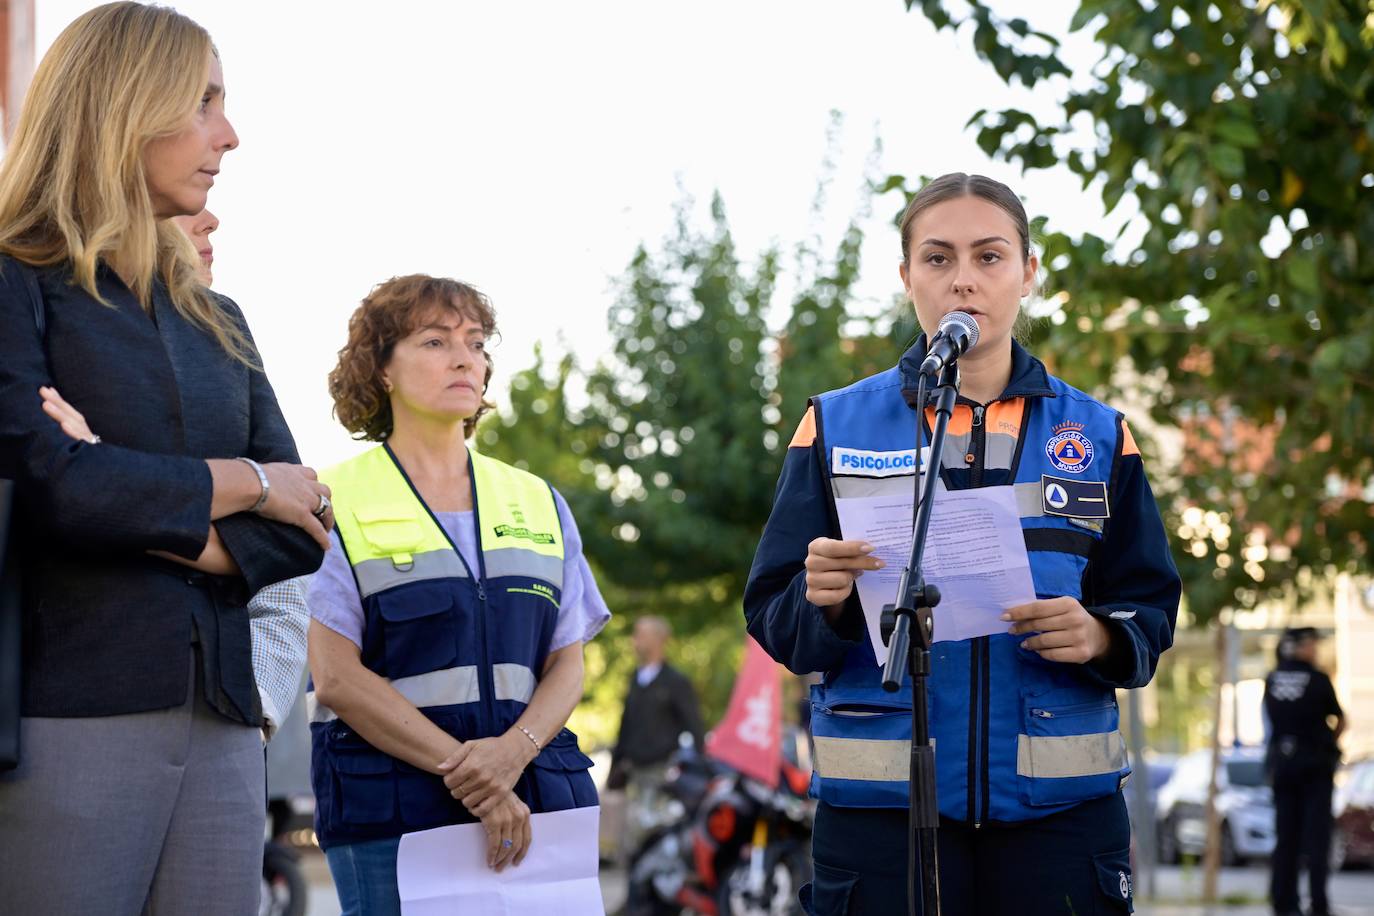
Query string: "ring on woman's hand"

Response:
xmin=88 ymin=434 xmax=101 ymax=444
xmin=502 ymin=839 xmax=513 ymax=849
xmin=313 ymin=494 xmax=331 ymax=519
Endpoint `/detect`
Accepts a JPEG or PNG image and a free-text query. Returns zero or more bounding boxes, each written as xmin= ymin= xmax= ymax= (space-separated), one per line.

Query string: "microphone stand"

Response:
xmin=880 ymin=359 xmax=959 ymax=916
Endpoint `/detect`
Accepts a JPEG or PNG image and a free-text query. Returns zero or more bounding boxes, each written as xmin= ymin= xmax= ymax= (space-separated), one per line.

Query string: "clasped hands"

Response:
xmin=438 ymin=730 xmax=539 ymax=871
xmin=804 ymin=537 xmax=1112 ymax=663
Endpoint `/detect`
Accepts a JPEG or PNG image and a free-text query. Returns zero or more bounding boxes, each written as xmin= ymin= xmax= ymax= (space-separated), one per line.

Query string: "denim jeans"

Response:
xmin=325 ymin=836 xmax=402 ymax=916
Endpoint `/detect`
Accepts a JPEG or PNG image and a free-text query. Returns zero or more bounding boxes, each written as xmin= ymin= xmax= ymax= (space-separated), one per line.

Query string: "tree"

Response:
xmin=902 ymin=0 xmax=1374 ymax=899
xmin=902 ymin=0 xmax=1374 ymax=613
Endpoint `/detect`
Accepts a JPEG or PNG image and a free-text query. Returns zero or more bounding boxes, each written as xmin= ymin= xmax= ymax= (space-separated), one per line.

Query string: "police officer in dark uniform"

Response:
xmin=1264 ymin=627 xmax=1346 ymax=916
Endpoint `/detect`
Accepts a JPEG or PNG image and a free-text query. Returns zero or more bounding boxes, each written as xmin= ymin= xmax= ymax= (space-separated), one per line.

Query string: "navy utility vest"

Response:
xmin=807 ymin=367 xmax=1132 ymax=824
xmin=309 ymin=445 xmax=596 ymax=850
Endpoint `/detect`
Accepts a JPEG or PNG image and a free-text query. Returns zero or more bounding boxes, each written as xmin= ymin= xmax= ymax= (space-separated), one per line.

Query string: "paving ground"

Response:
xmin=302 ymin=851 xmax=1373 ymax=915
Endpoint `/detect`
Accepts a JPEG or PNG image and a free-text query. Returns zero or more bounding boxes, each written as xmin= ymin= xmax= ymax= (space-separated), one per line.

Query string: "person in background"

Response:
xmin=608 ymin=616 xmax=705 ymax=857
xmin=1264 ymin=627 xmax=1346 ymax=916
xmin=610 ymin=616 xmax=705 ymax=782
xmin=170 ymin=206 xmax=310 ymax=741
xmin=308 ymin=274 xmax=609 ymax=915
xmin=0 ymin=4 xmax=329 ymax=913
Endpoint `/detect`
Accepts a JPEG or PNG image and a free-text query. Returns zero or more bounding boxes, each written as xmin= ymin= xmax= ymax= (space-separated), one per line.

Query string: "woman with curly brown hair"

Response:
xmin=306 ymin=274 xmax=609 ymax=915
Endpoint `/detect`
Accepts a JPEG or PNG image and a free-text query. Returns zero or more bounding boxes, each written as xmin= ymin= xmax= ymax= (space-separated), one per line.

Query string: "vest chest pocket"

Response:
xmin=353 ymin=506 xmax=426 ymax=557
xmin=375 ymin=583 xmax=459 ymax=678
xmin=528 ymin=728 xmax=598 ymax=812
xmin=1016 ymin=695 xmax=1128 ymax=807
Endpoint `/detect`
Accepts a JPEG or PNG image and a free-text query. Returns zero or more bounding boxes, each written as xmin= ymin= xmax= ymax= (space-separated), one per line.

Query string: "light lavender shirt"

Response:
xmin=308 ymin=488 xmax=610 ymax=653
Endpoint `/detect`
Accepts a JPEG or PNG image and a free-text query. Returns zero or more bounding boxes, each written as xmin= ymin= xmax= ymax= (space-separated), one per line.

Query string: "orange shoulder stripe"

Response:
xmin=1121 ymin=421 xmax=1140 ymax=457
xmin=789 ymin=406 xmax=817 ymax=448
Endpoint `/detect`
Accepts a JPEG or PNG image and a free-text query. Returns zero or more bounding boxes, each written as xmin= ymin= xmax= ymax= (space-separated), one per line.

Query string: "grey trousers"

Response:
xmin=0 ymin=652 xmax=265 ymax=916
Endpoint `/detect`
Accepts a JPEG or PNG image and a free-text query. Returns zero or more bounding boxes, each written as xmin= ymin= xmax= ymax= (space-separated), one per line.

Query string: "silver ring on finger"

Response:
xmin=313 ymin=493 xmax=331 ymax=519
xmin=502 ymin=838 xmax=513 ymax=849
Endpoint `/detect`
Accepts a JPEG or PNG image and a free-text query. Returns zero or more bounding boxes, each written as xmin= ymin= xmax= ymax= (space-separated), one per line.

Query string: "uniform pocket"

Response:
xmin=1017 ymin=693 xmax=1129 ymax=807
xmin=376 ymin=582 xmax=458 ymax=677
xmin=800 ymin=861 xmax=859 ymax=915
xmin=332 ymin=748 xmax=396 ymax=825
xmin=809 ymin=691 xmax=911 ymax=807
xmin=395 ymin=760 xmax=466 ymax=829
xmin=353 ymin=505 xmax=426 ymax=556
xmin=1092 ymin=847 xmax=1134 ymax=913
xmin=529 ymin=728 xmax=598 ymax=811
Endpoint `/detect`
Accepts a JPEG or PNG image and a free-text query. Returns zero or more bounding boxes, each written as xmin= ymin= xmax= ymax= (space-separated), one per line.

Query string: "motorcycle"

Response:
xmin=626 ymin=730 xmax=814 ymax=916
xmin=259 ymin=798 xmax=308 ymax=916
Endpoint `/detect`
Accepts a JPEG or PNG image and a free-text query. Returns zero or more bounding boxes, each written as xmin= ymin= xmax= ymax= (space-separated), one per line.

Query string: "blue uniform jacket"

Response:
xmin=744 ymin=338 xmax=1180 ymax=823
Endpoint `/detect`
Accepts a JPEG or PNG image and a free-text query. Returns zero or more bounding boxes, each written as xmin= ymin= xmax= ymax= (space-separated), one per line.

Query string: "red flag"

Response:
xmin=706 ymin=636 xmax=782 ymax=788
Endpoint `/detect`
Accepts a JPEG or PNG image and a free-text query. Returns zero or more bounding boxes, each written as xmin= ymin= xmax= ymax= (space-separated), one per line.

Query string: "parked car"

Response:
xmin=1333 ymin=758 xmax=1374 ymax=871
xmin=1156 ymin=746 xmax=1274 ymax=865
xmin=1145 ymin=753 xmax=1180 ymax=794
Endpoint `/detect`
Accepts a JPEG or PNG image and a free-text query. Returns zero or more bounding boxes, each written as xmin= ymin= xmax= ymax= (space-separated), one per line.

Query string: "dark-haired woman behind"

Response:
xmin=307 ymin=275 xmax=609 ymax=915
xmin=746 ymin=173 xmax=1181 ymax=914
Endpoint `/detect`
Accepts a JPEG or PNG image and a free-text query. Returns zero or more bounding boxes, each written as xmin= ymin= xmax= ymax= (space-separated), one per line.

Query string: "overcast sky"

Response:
xmin=36 ymin=0 xmax=1105 ymax=468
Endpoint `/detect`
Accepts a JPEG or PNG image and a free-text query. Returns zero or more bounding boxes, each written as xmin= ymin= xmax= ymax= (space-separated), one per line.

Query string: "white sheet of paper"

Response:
xmin=834 ymin=485 xmax=1036 ymax=663
xmin=396 ymin=806 xmax=604 ymax=915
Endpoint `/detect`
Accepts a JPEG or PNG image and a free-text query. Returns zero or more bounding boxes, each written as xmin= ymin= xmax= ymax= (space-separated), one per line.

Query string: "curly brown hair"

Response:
xmin=329 ymin=274 xmax=497 ymax=441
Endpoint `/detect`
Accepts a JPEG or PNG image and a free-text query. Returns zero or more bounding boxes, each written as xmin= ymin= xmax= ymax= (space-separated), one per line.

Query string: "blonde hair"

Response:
xmin=0 ymin=2 xmax=253 ymax=364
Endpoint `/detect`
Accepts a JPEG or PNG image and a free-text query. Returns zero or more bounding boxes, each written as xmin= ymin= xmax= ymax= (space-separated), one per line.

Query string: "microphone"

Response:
xmin=919 ymin=311 xmax=980 ymax=376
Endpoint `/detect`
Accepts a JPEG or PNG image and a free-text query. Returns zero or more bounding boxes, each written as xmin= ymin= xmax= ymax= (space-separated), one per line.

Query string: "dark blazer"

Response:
xmin=0 ymin=256 xmax=324 ymax=723
xmin=611 ymin=663 xmax=704 ymax=773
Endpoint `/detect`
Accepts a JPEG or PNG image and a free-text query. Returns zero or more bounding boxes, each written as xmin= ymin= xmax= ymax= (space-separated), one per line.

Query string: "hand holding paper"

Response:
xmin=803 ymin=538 xmax=886 ymax=617
xmin=1002 ymin=596 xmax=1113 ymax=664
xmin=833 ymin=485 xmax=1037 ymax=663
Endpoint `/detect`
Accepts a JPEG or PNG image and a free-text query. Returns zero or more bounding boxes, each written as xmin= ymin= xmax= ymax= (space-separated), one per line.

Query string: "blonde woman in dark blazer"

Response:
xmin=0 ymin=5 xmax=329 ymax=913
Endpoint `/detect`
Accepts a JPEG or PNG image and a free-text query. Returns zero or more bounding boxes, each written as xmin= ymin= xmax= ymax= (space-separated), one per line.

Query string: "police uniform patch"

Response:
xmin=1040 ymin=475 xmax=1110 ymax=519
xmin=1046 ymin=421 xmax=1094 ymax=474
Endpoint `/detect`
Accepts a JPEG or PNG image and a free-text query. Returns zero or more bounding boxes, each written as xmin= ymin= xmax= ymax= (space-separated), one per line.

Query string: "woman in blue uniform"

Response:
xmin=745 ymin=173 xmax=1181 ymax=915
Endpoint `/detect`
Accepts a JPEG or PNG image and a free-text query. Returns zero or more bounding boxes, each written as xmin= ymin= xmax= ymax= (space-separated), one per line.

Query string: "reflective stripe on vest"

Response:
xmin=306 ymin=661 xmax=541 ymax=723
xmin=811 ymin=736 xmax=932 ymax=782
xmin=1016 ymin=730 xmax=1128 ymax=780
xmin=307 ymin=665 xmax=481 ymax=723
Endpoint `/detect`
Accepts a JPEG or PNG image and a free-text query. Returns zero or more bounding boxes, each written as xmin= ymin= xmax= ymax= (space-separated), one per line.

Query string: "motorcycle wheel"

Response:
xmin=260 ymin=844 xmax=307 ymax=916
xmin=718 ymin=841 xmax=812 ymax=916
xmin=623 ymin=878 xmax=683 ymax=916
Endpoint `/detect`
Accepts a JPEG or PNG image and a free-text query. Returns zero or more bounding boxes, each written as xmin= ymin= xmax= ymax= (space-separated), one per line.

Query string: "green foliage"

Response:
xmin=905 ymin=0 xmax=1374 ymax=621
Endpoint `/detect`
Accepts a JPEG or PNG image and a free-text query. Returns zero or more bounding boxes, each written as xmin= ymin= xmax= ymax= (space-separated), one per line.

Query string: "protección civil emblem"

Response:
xmin=1045 ymin=421 xmax=1094 ymax=474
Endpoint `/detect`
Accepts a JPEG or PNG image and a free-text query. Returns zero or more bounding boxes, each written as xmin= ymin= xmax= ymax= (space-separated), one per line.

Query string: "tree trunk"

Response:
xmin=1201 ymin=622 xmax=1227 ymax=902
